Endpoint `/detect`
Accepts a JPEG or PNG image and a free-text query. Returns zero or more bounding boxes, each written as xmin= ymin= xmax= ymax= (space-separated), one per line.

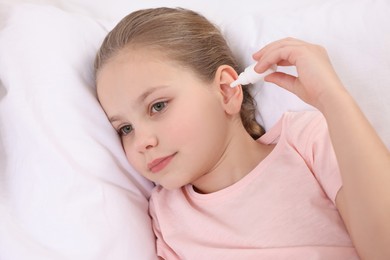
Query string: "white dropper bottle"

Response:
xmin=230 ymin=63 xmax=277 ymax=88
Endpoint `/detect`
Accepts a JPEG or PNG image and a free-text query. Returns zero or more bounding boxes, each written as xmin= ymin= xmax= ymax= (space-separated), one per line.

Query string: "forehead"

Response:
xmin=96 ymin=45 xmax=205 ymax=96
xmin=96 ymin=48 xmax=171 ymax=94
xmin=95 ymin=47 xmax=204 ymax=115
xmin=97 ymin=46 xmax=183 ymax=84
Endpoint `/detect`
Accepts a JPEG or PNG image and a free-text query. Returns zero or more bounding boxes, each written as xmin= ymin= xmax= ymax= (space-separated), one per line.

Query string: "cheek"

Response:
xmin=122 ymin=140 xmax=144 ymax=172
xmin=166 ymin=105 xmax=206 ymax=142
xmin=169 ymin=100 xmax=227 ymax=148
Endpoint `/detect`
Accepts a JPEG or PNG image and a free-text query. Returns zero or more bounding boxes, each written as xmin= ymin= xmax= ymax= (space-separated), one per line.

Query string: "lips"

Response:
xmin=147 ymin=153 xmax=176 ymax=173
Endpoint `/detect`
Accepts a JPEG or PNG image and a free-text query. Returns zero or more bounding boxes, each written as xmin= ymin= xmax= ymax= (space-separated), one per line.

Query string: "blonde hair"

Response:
xmin=95 ymin=7 xmax=264 ymax=139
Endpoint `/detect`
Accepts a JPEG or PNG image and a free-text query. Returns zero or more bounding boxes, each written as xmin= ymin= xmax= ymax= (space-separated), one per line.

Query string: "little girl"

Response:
xmin=94 ymin=7 xmax=390 ymax=260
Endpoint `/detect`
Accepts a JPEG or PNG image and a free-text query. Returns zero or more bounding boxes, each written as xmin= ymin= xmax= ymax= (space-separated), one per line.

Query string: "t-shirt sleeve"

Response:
xmin=149 ymin=192 xmax=180 ymax=260
xmin=288 ymin=111 xmax=343 ymax=204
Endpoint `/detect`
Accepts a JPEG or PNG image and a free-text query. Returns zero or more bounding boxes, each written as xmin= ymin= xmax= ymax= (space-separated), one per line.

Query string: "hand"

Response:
xmin=252 ymin=37 xmax=346 ymax=110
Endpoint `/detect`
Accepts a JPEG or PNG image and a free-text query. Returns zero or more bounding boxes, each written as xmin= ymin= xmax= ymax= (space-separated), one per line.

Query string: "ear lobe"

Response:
xmin=215 ymin=65 xmax=243 ymax=115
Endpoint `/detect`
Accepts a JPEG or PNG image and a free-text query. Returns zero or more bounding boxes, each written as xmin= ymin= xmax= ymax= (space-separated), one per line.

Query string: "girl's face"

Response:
xmin=97 ymin=49 xmax=237 ymax=190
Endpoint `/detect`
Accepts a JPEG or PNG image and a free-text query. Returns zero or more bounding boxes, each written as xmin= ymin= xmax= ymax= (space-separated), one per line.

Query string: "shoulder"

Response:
xmin=283 ymin=110 xmax=325 ymax=130
xmin=150 ymin=185 xmax=171 ymax=203
xmin=149 ymin=186 xmax=193 ymax=229
xmin=283 ymin=110 xmax=331 ymax=151
xmin=260 ymin=110 xmax=326 ymax=145
xmin=282 ymin=110 xmax=328 ymax=142
xmin=281 ymin=111 xmax=342 ymax=204
xmin=149 ymin=185 xmax=186 ymax=209
xmin=149 ymin=186 xmax=174 ymax=219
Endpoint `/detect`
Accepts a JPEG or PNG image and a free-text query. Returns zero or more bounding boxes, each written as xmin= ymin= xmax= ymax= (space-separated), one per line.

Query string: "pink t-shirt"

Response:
xmin=149 ymin=111 xmax=359 ymax=259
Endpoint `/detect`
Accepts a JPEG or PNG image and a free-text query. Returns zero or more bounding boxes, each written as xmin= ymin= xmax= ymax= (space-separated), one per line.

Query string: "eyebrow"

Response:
xmin=108 ymin=116 xmax=121 ymax=124
xmin=108 ymin=85 xmax=169 ymax=124
xmin=137 ymin=85 xmax=168 ymax=105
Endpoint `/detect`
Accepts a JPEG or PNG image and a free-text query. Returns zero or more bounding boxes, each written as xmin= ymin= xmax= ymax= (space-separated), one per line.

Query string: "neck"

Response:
xmin=192 ymin=124 xmax=273 ymax=194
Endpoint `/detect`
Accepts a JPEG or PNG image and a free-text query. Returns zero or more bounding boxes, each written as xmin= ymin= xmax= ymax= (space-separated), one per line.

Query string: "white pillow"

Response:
xmin=1 ymin=1 xmax=389 ymax=260
xmin=0 ymin=4 xmax=155 ymax=260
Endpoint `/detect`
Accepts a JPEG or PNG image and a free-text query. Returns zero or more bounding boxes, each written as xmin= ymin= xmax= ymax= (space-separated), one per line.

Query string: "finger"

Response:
xmin=252 ymin=38 xmax=291 ymax=60
xmin=264 ymin=72 xmax=299 ymax=95
xmin=252 ymin=37 xmax=303 ymax=61
xmin=254 ymin=44 xmax=307 ymax=73
xmin=275 ymin=60 xmax=292 ymax=66
xmin=253 ymin=41 xmax=308 ymax=73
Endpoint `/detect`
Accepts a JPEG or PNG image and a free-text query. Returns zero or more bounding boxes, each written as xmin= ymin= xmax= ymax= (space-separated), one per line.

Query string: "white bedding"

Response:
xmin=0 ymin=0 xmax=389 ymax=259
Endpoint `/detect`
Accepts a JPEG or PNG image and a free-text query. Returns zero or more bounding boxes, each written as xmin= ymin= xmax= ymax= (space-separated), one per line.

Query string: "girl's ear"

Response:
xmin=214 ymin=65 xmax=243 ymax=115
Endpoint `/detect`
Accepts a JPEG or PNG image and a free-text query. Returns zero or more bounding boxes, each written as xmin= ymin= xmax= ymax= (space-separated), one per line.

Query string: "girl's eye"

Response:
xmin=119 ymin=124 xmax=133 ymax=136
xmin=151 ymin=101 xmax=167 ymax=114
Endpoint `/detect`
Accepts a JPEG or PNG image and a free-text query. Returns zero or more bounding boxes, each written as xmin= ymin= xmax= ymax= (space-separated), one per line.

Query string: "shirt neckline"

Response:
xmin=185 ymin=114 xmax=286 ymax=202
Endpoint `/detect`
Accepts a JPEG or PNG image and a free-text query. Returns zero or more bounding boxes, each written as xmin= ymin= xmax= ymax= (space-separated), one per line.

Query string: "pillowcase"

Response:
xmin=0 ymin=4 xmax=156 ymax=260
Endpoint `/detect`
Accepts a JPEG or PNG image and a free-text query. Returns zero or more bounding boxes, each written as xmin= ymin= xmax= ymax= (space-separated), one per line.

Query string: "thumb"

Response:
xmin=264 ymin=72 xmax=298 ymax=94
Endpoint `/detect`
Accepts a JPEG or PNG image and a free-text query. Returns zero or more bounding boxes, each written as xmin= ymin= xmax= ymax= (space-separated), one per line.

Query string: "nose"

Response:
xmin=135 ymin=128 xmax=158 ymax=153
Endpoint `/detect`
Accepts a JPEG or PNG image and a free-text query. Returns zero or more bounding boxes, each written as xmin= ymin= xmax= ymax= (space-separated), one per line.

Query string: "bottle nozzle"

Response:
xmin=230 ymin=64 xmax=277 ymax=88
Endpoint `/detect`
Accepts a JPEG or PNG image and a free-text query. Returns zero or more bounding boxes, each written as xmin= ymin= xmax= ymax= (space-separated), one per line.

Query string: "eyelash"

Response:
xmin=117 ymin=101 xmax=168 ymax=137
xmin=150 ymin=100 xmax=168 ymax=115
xmin=118 ymin=124 xmax=133 ymax=136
